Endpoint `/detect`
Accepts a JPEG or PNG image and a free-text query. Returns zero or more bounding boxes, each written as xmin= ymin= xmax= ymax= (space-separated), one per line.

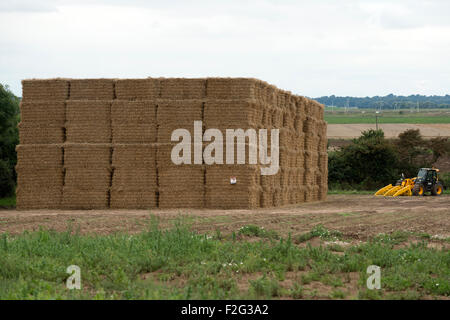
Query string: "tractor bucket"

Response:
xmin=392 ymin=185 xmax=413 ymax=197
xmin=374 ymin=184 xmax=393 ymax=196
xmin=384 ymin=185 xmax=402 ymax=196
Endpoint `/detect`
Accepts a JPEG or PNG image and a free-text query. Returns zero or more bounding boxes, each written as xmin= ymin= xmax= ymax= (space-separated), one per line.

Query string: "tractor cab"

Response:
xmin=412 ymin=168 xmax=442 ymax=196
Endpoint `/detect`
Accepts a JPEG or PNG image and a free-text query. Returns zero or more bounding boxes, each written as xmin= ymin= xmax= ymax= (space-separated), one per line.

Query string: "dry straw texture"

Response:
xmin=70 ymin=79 xmax=115 ymax=100
xmin=22 ymin=79 xmax=69 ymax=101
xmin=17 ymin=77 xmax=327 ymax=209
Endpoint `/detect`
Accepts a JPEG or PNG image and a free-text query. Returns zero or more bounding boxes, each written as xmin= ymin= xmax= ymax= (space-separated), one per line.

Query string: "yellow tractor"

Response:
xmin=375 ymin=168 xmax=444 ymax=197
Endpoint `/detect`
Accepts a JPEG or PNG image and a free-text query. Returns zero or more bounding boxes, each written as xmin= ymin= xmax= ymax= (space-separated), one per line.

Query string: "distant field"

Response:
xmin=324 ymin=108 xmax=450 ymax=124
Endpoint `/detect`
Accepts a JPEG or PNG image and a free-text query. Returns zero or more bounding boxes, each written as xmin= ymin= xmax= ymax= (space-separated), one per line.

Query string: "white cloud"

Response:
xmin=1 ymin=0 xmax=449 ymax=97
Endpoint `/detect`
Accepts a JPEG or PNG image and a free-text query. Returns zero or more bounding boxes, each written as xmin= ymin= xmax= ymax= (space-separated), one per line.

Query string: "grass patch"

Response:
xmin=0 ymin=220 xmax=448 ymax=299
xmin=0 ymin=196 xmax=16 ymax=208
xmin=238 ymin=225 xmax=279 ymax=240
xmin=295 ymin=225 xmax=343 ymax=243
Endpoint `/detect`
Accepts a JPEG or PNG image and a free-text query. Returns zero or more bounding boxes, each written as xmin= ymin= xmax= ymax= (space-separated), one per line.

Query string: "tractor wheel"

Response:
xmin=431 ymin=182 xmax=444 ymax=196
xmin=412 ymin=184 xmax=424 ymax=196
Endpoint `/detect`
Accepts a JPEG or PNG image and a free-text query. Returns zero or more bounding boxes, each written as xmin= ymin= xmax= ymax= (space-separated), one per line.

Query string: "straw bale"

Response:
xmin=16 ymin=144 xmax=63 ymax=169
xmin=157 ymin=100 xmax=203 ymax=124
xmin=304 ymin=133 xmax=320 ymax=150
xmin=319 ymin=185 xmax=328 ymax=201
xmin=66 ymin=100 xmax=111 ymax=122
xmin=112 ymin=100 xmax=156 ymax=124
xmin=112 ymin=144 xmax=156 ymax=168
xmin=282 ymin=109 xmax=296 ymax=130
xmin=18 ymin=123 xmax=64 ymax=144
xmin=158 ymin=166 xmax=204 ymax=190
xmin=65 ymin=167 xmax=111 ymax=190
xmin=205 ymin=186 xmax=260 ymax=209
xmin=159 ymin=188 xmax=204 ymax=208
xmin=303 ymin=116 xmax=319 ymax=134
xmin=316 ymin=120 xmax=327 ymax=137
xmin=279 ymin=187 xmax=290 ymax=205
xmin=16 ymin=167 xmax=63 ymax=189
xmin=206 ymin=78 xmax=258 ymax=100
xmin=205 ymin=142 xmax=260 ymax=166
xmin=112 ymin=167 xmax=157 ymax=191
xmin=270 ymin=107 xmax=284 ymax=128
xmin=69 ymin=79 xmax=114 ymax=100
xmin=272 ymin=187 xmax=283 ymax=207
xmin=62 ymin=187 xmax=109 ymax=209
xmin=260 ymin=188 xmax=272 ymax=208
xmin=21 ymin=79 xmax=69 ymax=101
xmin=204 ymin=99 xmax=262 ymax=128
xmin=64 ymin=143 xmax=111 ymax=168
xmin=110 ymin=190 xmax=157 ymax=209
xmin=160 ymin=78 xmax=206 ymax=99
xmin=260 ymin=172 xmax=281 ymax=189
xmin=294 ymin=115 xmax=305 ymax=133
xmin=66 ymin=122 xmax=111 ymax=143
xmin=156 ymin=143 xmax=197 ymax=167
xmin=115 ymin=78 xmax=160 ymax=100
xmin=19 ymin=101 xmax=65 ymax=125
xmin=205 ymin=165 xmax=260 ymax=189
xmin=16 ymin=187 xmax=62 ymax=209
xmin=112 ymin=123 xmax=157 ymax=144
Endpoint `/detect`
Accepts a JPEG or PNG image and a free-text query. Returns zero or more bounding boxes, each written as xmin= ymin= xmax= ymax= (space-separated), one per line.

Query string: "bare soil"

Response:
xmin=327 ymin=123 xmax=450 ymax=139
xmin=1 ymin=195 xmax=449 ymax=240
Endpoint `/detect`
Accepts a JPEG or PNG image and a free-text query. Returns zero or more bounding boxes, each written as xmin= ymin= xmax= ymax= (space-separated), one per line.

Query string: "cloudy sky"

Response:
xmin=1 ymin=0 xmax=450 ymax=97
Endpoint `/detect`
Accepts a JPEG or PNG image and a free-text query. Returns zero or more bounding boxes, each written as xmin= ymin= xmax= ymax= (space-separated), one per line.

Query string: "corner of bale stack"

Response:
xmin=21 ymin=78 xmax=70 ymax=101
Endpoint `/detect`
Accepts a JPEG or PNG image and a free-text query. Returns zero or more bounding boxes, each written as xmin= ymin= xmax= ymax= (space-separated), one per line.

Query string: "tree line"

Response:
xmin=328 ymin=129 xmax=450 ymax=190
xmin=0 ymin=84 xmax=19 ymax=197
xmin=315 ymin=94 xmax=450 ymax=109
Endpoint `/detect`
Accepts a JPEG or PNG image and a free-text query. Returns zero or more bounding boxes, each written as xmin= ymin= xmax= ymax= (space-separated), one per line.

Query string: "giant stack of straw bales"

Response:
xmin=17 ymin=78 xmax=327 ymax=209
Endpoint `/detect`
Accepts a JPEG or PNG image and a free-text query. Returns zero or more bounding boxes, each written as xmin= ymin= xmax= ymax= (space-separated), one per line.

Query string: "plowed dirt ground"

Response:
xmin=1 ymin=195 xmax=448 ymax=240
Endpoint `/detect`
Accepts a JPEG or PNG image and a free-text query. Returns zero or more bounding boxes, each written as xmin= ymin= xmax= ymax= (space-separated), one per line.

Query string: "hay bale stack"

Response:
xmin=17 ymin=77 xmax=327 ymax=209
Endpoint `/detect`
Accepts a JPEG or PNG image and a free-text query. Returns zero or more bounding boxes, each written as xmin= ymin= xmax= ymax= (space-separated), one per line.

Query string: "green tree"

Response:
xmin=0 ymin=83 xmax=20 ymax=197
xmin=328 ymin=129 xmax=400 ymax=190
xmin=395 ymin=129 xmax=430 ymax=176
xmin=428 ymin=137 xmax=449 ymax=163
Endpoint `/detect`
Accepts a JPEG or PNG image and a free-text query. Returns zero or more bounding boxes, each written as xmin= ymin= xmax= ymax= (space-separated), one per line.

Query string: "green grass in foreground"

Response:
xmin=324 ymin=115 xmax=450 ymax=124
xmin=0 ymin=220 xmax=448 ymax=299
xmin=0 ymin=196 xmax=15 ymax=208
